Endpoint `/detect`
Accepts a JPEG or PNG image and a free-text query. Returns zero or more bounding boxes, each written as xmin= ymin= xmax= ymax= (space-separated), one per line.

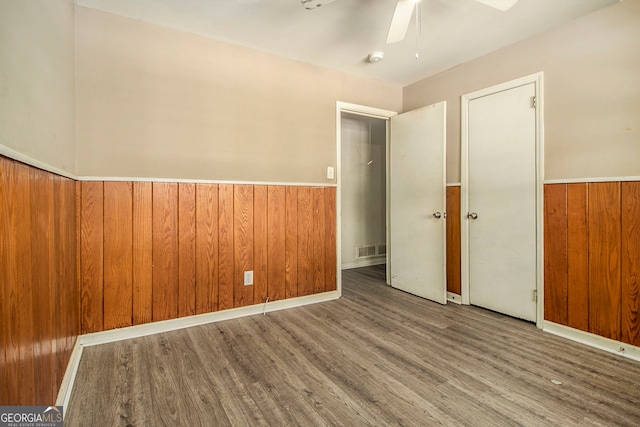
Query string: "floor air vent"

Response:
xmin=357 ymin=245 xmax=377 ymax=259
xmin=356 ymin=243 xmax=386 ymax=260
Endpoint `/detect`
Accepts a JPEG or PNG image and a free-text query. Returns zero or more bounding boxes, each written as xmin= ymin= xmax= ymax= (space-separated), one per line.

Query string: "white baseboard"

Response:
xmin=56 ymin=339 xmax=83 ymax=416
xmin=341 ymin=258 xmax=385 ymax=270
xmin=55 ymin=290 xmax=338 ymax=415
xmin=80 ymin=291 xmax=338 ymax=347
xmin=543 ymin=321 xmax=640 ymax=363
xmin=447 ymin=292 xmax=462 ymax=304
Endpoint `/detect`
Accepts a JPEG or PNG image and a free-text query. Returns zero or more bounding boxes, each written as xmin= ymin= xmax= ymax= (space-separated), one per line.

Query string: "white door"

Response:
xmin=390 ymin=102 xmax=447 ymax=304
xmin=467 ymin=83 xmax=537 ymax=321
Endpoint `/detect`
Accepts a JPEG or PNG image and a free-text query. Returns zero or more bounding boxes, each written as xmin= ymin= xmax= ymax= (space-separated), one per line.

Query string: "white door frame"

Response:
xmin=336 ymin=102 xmax=398 ymax=295
xmin=460 ymin=72 xmax=545 ymax=327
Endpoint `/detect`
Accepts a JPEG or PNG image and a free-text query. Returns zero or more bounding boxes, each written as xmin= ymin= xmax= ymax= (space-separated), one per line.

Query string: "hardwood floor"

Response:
xmin=66 ymin=266 xmax=640 ymax=426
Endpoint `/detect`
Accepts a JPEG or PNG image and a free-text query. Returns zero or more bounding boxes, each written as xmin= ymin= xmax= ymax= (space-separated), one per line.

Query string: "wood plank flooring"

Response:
xmin=66 ymin=266 xmax=640 ymax=426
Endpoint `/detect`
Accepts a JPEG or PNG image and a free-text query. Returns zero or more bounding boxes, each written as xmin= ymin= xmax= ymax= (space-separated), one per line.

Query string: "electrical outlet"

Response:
xmin=244 ymin=271 xmax=254 ymax=286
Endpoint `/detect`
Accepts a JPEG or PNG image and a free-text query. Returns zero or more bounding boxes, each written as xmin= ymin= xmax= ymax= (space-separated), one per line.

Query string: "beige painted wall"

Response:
xmin=75 ymin=7 xmax=402 ymax=183
xmin=404 ymin=0 xmax=640 ymax=183
xmin=0 ymin=0 xmax=75 ymax=173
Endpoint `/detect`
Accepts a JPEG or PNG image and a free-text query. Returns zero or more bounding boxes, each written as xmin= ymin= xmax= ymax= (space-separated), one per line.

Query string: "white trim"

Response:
xmin=544 ymin=321 xmax=640 ymax=363
xmin=447 ymin=292 xmax=462 ymax=304
xmin=0 ymin=144 xmax=76 ymax=179
xmin=460 ymin=72 xmax=545 ymax=328
xmin=340 ymin=110 xmax=392 ymax=121
xmin=55 ymin=339 xmax=83 ymax=414
xmin=341 ymin=258 xmax=386 ymax=270
xmin=543 ymin=176 xmax=640 ymax=184
xmin=386 ymin=119 xmax=392 ymax=286
xmin=80 ymin=291 xmax=338 ymax=347
xmin=0 ymin=145 xmax=337 ymax=188
xmin=463 ymin=72 xmax=544 ymax=99
xmin=440 ymin=102 xmax=449 ymax=305
xmin=79 ymin=175 xmax=337 ymax=187
xmin=535 ymin=74 xmax=546 ymax=328
xmin=337 ymin=102 xmax=397 ymax=120
xmin=336 ymin=102 xmax=398 ymax=293
xmin=461 ymin=97 xmax=470 ymax=305
xmin=446 ymin=182 xmax=461 ymax=187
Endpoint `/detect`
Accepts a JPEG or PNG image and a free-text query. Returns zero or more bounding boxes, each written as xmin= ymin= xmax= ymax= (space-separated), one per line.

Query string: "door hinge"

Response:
xmin=531 ymin=96 xmax=537 ymax=109
xmin=533 ymin=289 xmax=538 ymax=302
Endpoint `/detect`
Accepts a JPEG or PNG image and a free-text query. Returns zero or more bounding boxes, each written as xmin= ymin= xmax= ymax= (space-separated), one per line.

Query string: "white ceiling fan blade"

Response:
xmin=474 ymin=0 xmax=519 ymax=11
xmin=386 ymin=0 xmax=417 ymax=44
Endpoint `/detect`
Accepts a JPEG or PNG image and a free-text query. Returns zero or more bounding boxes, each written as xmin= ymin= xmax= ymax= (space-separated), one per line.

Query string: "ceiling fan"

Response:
xmin=387 ymin=0 xmax=519 ymax=43
xmin=301 ymin=0 xmax=519 ymax=43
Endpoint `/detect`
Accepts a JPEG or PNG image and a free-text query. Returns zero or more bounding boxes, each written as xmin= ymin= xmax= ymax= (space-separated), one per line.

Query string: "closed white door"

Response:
xmin=390 ymin=102 xmax=447 ymax=304
xmin=467 ymin=83 xmax=537 ymax=321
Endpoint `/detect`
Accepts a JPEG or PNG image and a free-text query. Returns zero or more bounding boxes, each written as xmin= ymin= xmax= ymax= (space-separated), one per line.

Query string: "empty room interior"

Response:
xmin=1 ymin=0 xmax=639 ymax=425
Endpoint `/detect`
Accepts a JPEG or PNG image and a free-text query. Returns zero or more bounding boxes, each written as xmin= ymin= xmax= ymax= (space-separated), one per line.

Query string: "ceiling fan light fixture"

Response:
xmin=368 ymin=51 xmax=385 ymax=63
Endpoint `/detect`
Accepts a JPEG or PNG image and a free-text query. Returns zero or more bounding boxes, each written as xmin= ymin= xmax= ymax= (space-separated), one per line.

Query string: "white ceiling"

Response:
xmin=74 ymin=0 xmax=618 ymax=86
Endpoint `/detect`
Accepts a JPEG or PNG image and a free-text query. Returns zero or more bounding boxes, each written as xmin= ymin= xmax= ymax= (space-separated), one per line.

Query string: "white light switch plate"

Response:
xmin=327 ymin=166 xmax=335 ymax=180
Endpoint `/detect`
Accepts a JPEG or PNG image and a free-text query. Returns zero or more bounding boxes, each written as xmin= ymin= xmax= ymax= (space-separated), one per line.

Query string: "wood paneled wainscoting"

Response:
xmin=1 ymin=153 xmax=337 ymax=406
xmin=446 ymin=185 xmax=462 ymax=296
xmin=544 ymin=181 xmax=640 ymax=346
xmin=79 ymin=182 xmax=337 ymax=334
xmin=0 ymin=156 xmax=79 ymax=406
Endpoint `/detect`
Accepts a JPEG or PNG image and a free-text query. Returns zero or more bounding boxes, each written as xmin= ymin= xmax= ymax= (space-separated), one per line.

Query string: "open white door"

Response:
xmin=390 ymin=102 xmax=447 ymax=304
